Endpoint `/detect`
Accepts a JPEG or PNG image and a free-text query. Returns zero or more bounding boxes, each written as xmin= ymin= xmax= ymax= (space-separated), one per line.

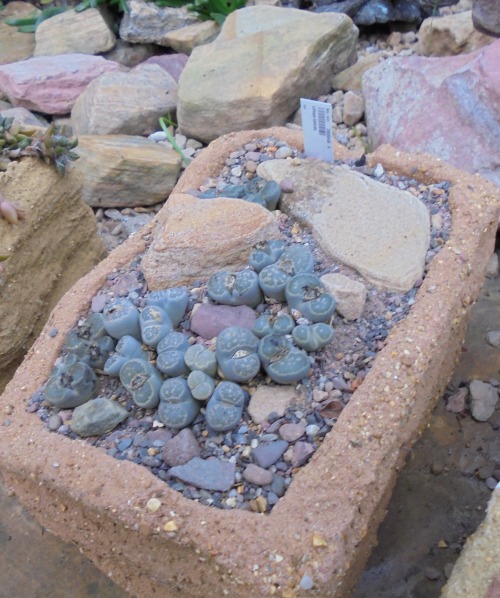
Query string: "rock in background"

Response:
xmin=0 ymin=159 xmax=105 ymax=390
xmin=177 ymin=5 xmax=358 ymax=143
xmin=0 ymin=2 xmax=38 ymax=65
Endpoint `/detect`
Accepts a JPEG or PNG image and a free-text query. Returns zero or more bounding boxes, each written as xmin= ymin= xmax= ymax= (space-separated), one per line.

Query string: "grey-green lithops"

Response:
xmin=184 ymin=344 xmax=217 ymax=377
xmin=119 ymin=358 xmax=162 ymax=409
xmin=285 ymin=273 xmax=336 ymax=323
xmin=103 ymin=335 xmax=148 ymax=376
xmin=215 ymin=326 xmax=261 ymax=383
xmin=292 ymin=323 xmax=334 ymax=352
xmin=253 ymin=313 xmax=295 ymax=338
xmin=139 ymin=304 xmax=173 ymax=348
xmin=156 ymin=332 xmax=190 ymax=376
xmin=249 ymin=239 xmax=286 ymax=272
xmin=205 ymin=381 xmax=246 ymax=432
xmin=158 ymin=377 xmax=200 ymax=429
xmin=146 ymin=287 xmax=189 ymax=327
xmin=207 ymin=269 xmax=262 ymax=308
xmin=44 ymin=359 xmax=98 ymax=408
xmin=187 ymin=370 xmax=215 ymax=401
xmin=258 ymin=334 xmax=310 ymax=385
xmin=103 ymin=298 xmax=141 ymax=340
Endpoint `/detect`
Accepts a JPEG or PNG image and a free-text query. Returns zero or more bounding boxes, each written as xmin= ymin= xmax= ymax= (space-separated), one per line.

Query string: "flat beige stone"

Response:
xmin=163 ymin=21 xmax=220 ymax=54
xmin=321 ymin=273 xmax=367 ymax=320
xmin=177 ymin=6 xmax=357 ymax=142
xmin=34 ymin=8 xmax=116 ymax=57
xmin=71 ymin=135 xmax=181 ymax=208
xmin=257 ymin=159 xmax=430 ymax=292
xmin=331 ymin=54 xmax=379 ymax=92
xmin=141 ymin=192 xmax=282 ymax=289
xmin=248 ymin=385 xmax=301 ymax=424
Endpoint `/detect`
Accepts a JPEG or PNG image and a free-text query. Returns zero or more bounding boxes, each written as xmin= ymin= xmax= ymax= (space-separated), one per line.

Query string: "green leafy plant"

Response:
xmin=74 ymin=0 xmax=129 ymax=15
xmin=0 ymin=117 xmax=80 ymax=176
xmin=158 ymin=116 xmax=191 ymax=166
xmin=5 ymin=6 xmax=68 ymax=32
xmin=154 ymin=0 xmax=245 ymax=25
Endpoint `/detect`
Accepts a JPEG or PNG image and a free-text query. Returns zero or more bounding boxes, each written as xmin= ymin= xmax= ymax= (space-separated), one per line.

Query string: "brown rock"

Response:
xmin=71 ymin=63 xmax=177 ymax=136
xmin=243 ymin=463 xmax=273 ymax=486
xmin=34 ymin=8 xmax=116 ymax=57
xmin=446 ymin=387 xmax=468 ymax=413
xmin=0 ymin=2 xmax=38 ymax=65
xmin=70 ymin=134 xmax=181 ymax=208
xmin=190 ymin=304 xmax=257 ymax=340
xmin=472 ymin=0 xmax=500 ymax=37
xmin=342 ymin=90 xmax=364 ymax=126
xmin=331 ymin=54 xmax=379 ymax=92
xmin=141 ymin=193 xmax=281 ymax=290
xmin=102 ymin=40 xmax=159 ymax=68
xmin=162 ymin=428 xmax=200 ymax=466
xmin=162 ymin=21 xmax=220 ymax=54
xmin=0 ymin=159 xmax=105 ymax=384
xmin=419 ymin=11 xmax=495 ymax=57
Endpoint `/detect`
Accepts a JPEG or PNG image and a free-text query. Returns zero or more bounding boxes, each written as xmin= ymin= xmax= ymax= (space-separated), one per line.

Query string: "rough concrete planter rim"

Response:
xmin=0 ymin=128 xmax=499 ymax=598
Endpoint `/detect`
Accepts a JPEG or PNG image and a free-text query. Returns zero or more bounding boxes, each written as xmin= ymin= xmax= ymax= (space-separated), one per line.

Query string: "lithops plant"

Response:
xmin=184 ymin=344 xmax=217 ymax=377
xmin=207 ymin=269 xmax=262 ymax=308
xmin=187 ymin=370 xmax=215 ymax=401
xmin=119 ymin=358 xmax=162 ymax=409
xmin=146 ymin=287 xmax=189 ymax=327
xmin=249 ymin=240 xmax=286 ymax=272
xmin=156 ymin=331 xmax=190 ymax=377
xmin=285 ymin=274 xmax=336 ymax=323
xmin=104 ymin=335 xmax=148 ymax=376
xmin=258 ymin=334 xmax=311 ymax=385
xmin=258 ymin=244 xmax=315 ymax=301
xmin=44 ymin=356 xmax=98 ymax=408
xmin=292 ymin=323 xmax=334 ymax=352
xmin=205 ymin=381 xmax=246 ymax=432
xmin=253 ymin=313 xmax=295 ymax=338
xmin=139 ymin=304 xmax=173 ymax=348
xmin=158 ymin=377 xmax=200 ymax=429
xmin=103 ymin=298 xmax=141 ymax=340
xmin=259 ymin=180 xmax=281 ymax=211
xmin=215 ymin=326 xmax=261 ymax=383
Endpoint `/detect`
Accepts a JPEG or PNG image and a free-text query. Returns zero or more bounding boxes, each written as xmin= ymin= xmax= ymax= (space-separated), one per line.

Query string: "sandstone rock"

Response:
xmin=320 ymin=273 xmax=367 ymax=320
xmin=177 ymin=6 xmax=358 ymax=143
xmin=141 ymin=193 xmax=281 ymax=290
xmin=162 ymin=21 xmax=220 ymax=54
xmin=102 ymin=40 xmax=158 ymax=68
xmin=190 ymin=304 xmax=257 ymax=339
xmin=472 ymin=0 xmax=500 ymax=37
xmin=119 ymin=0 xmax=199 ymax=45
xmin=257 ymin=159 xmax=430 ymax=292
xmin=363 ymin=40 xmax=500 ymax=186
xmin=71 ymin=134 xmax=181 ymax=208
xmin=144 ymin=53 xmax=188 ymax=82
xmin=0 ymin=2 xmax=38 ymax=65
xmin=0 ymin=54 xmax=120 ymax=115
xmin=71 ymin=63 xmax=177 ymax=135
xmin=469 ymin=380 xmax=499 ymax=421
xmin=0 ymin=159 xmax=105 ymax=378
xmin=70 ymin=397 xmax=128 ymax=437
xmin=419 ymin=11 xmax=495 ymax=56
xmin=34 ymin=8 xmax=116 ymax=57
xmin=342 ymin=90 xmax=364 ymax=126
xmin=248 ymin=385 xmax=300 ymax=424
xmin=331 ymin=54 xmax=379 ymax=91
xmin=0 ymin=106 xmax=47 ymax=127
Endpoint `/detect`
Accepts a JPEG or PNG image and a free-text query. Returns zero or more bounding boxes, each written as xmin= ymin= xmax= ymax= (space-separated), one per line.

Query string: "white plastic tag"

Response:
xmin=300 ymin=98 xmax=333 ymax=163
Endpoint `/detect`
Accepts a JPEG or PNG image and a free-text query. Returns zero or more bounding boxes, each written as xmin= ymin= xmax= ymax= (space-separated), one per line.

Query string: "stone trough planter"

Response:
xmin=0 ymin=128 xmax=498 ymax=598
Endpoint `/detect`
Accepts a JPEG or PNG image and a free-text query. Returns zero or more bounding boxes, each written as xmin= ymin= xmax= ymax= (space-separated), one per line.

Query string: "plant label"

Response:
xmin=300 ymin=99 xmax=333 ymax=163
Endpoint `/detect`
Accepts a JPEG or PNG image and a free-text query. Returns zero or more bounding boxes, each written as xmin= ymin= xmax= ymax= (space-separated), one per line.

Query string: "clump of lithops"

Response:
xmin=0 ymin=118 xmax=79 ymax=174
xmin=197 ymin=177 xmax=282 ymax=211
xmin=40 ymin=239 xmax=337 ymax=438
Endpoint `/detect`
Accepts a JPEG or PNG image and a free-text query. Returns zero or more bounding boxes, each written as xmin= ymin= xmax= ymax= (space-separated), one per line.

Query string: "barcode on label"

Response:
xmin=300 ymin=98 xmax=333 ymax=163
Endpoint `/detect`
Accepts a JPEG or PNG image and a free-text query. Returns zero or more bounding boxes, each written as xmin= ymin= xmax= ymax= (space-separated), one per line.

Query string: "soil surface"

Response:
xmin=1 ymin=251 xmax=499 ymax=597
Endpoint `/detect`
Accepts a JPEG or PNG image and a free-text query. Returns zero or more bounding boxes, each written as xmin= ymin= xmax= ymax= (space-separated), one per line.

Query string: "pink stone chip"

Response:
xmin=190 ymin=303 xmax=257 ymax=340
xmin=0 ymin=54 xmax=121 ymax=115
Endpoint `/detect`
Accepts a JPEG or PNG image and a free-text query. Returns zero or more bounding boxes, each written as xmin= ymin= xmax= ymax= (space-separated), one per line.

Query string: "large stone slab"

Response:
xmin=0 ymin=2 xmax=38 ymax=65
xmin=363 ymin=39 xmax=500 ymax=187
xmin=71 ymin=135 xmax=181 ymax=208
xmin=141 ymin=192 xmax=282 ymax=289
xmin=418 ymin=10 xmax=495 ymax=56
xmin=257 ymin=158 xmax=430 ymax=292
xmin=0 ymin=54 xmax=120 ymax=115
xmin=119 ymin=0 xmax=199 ymax=45
xmin=34 ymin=8 xmax=116 ymax=57
xmin=0 ymin=128 xmax=499 ymax=598
xmin=177 ymin=6 xmax=358 ymax=143
xmin=0 ymin=158 xmax=105 ymax=388
xmin=71 ymin=63 xmax=177 ymax=135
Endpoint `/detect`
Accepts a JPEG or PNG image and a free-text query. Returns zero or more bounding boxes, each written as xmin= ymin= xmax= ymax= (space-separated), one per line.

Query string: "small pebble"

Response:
xmin=300 ymin=575 xmax=314 ymax=590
